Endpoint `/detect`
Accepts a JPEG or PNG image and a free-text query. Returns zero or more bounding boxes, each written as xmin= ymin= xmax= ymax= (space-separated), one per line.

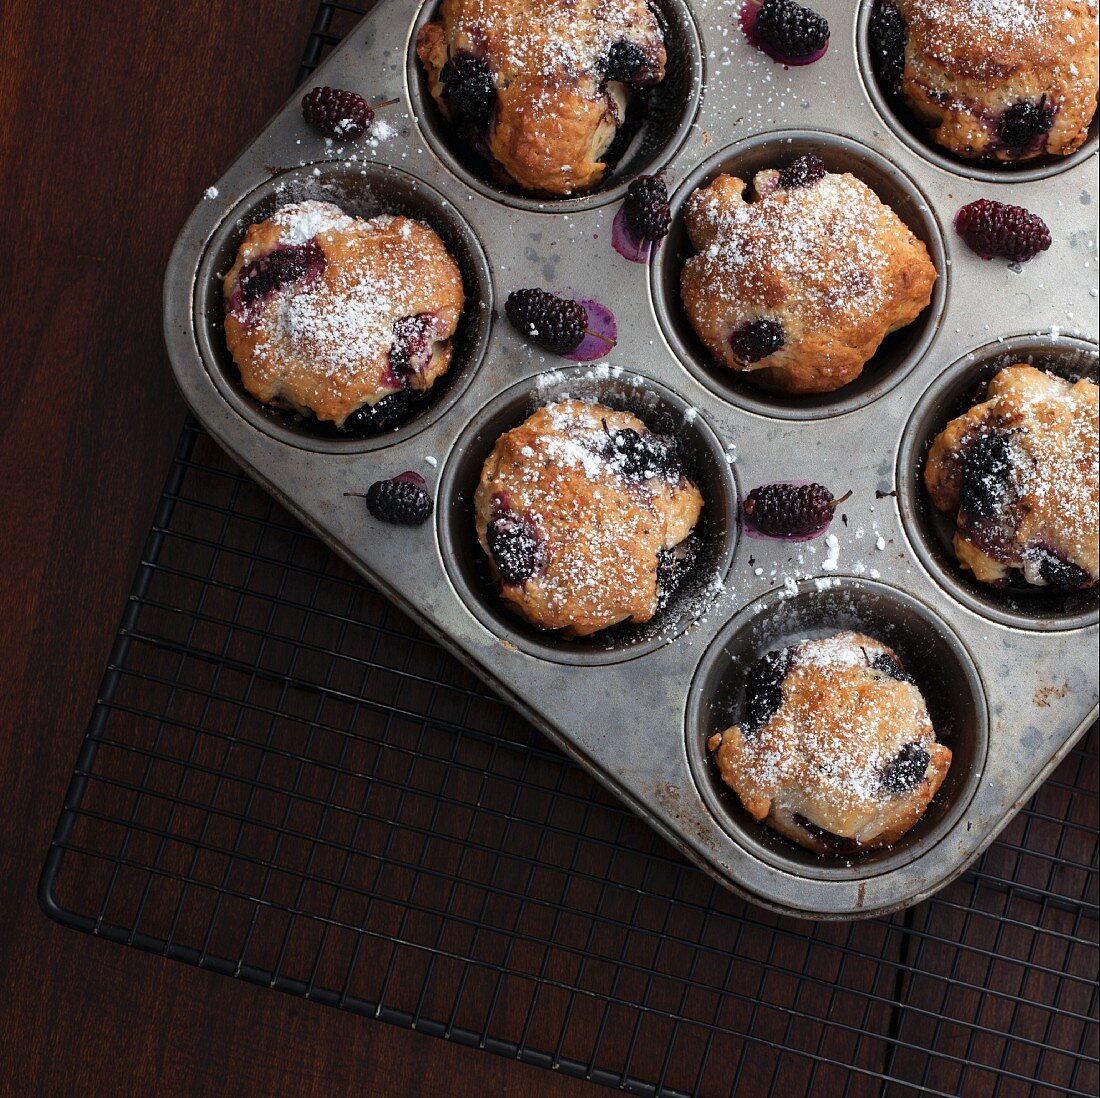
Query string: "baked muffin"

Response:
xmin=416 ymin=0 xmax=667 ymax=195
xmin=680 ymin=159 xmax=937 ymax=394
xmin=474 ymin=400 xmax=703 ymax=636
xmin=223 ymin=200 xmax=464 ymax=429
xmin=925 ymin=364 xmax=1099 ymax=589
xmin=871 ymin=0 xmax=1099 ymax=162
xmin=707 ymin=631 xmax=952 ymax=854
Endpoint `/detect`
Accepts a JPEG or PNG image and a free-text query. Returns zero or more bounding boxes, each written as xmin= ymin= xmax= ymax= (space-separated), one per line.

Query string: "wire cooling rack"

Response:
xmin=41 ymin=5 xmax=1098 ymax=1095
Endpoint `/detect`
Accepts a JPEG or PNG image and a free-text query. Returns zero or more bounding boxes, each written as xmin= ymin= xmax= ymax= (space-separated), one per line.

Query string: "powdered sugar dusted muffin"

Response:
xmin=873 ymin=0 xmax=1098 ymax=163
xmin=680 ymin=160 xmax=937 ymax=395
xmin=416 ymin=0 xmax=667 ymax=195
xmin=475 ymin=400 xmax=703 ymax=636
xmin=223 ymin=201 xmax=464 ymax=429
xmin=707 ymin=631 xmax=952 ymax=854
xmin=925 ymin=365 xmax=1099 ymax=590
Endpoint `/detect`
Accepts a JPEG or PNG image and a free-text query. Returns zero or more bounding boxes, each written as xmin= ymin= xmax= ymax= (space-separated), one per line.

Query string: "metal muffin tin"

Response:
xmin=164 ymin=0 xmax=1099 ymax=918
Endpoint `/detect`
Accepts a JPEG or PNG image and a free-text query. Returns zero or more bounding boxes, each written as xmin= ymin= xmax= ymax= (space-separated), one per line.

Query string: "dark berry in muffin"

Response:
xmin=602 ymin=40 xmax=649 ymax=85
xmin=880 ymin=743 xmax=931 ymax=794
xmin=603 ymin=426 xmax=677 ymax=482
xmin=998 ymin=97 xmax=1055 ymax=153
xmin=959 ymin=433 xmax=1017 ymax=518
xmin=728 ymin=319 xmax=785 ymax=364
xmin=870 ymin=651 xmax=916 ymax=685
xmin=777 ymin=154 xmax=826 ymax=190
xmin=487 ymin=512 xmax=543 ymax=585
xmin=236 ymin=241 xmax=325 ymax=312
xmin=742 ymin=648 xmax=791 ymax=734
xmin=441 ymin=55 xmax=496 ymax=127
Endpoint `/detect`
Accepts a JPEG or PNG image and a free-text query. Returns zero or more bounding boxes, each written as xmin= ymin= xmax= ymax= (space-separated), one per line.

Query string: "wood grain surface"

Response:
xmin=0 ymin=3 xmax=591 ymax=1093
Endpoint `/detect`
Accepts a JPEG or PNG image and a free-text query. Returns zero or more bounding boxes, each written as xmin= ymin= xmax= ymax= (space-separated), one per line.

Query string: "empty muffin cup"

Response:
xmin=407 ymin=0 xmax=703 ymax=211
xmin=685 ymin=578 xmax=988 ymax=880
xmin=897 ymin=334 xmax=1099 ymax=631
xmin=194 ymin=162 xmax=493 ymax=453
xmin=651 ymin=130 xmax=947 ymax=420
xmin=437 ymin=366 xmax=738 ymax=664
xmin=855 ymin=0 xmax=1099 ymax=183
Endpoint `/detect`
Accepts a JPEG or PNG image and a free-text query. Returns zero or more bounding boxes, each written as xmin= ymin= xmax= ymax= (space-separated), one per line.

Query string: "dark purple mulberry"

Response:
xmin=754 ymin=0 xmax=830 ymax=60
xmin=505 ymin=289 xmax=589 ymax=354
xmin=870 ymin=651 xmax=915 ymax=685
xmin=624 ymin=175 xmax=671 ymax=242
xmin=363 ymin=473 xmax=433 ymax=526
xmin=959 ymin=433 xmax=1016 ymax=518
xmin=880 ymin=743 xmax=931 ymax=794
xmin=301 ymin=86 xmax=372 ymax=139
xmin=954 ymin=200 xmax=1052 ymax=264
xmin=743 ymin=482 xmax=847 ymax=538
xmin=1029 ymin=547 xmax=1091 ymax=590
xmin=742 ymin=648 xmax=791 ymax=735
xmin=236 ymin=241 xmax=324 ymax=310
xmin=602 ymin=40 xmax=649 ymax=85
xmin=603 ymin=426 xmax=678 ymax=481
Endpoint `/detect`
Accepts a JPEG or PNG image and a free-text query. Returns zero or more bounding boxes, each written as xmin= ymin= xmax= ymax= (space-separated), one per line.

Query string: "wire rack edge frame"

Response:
xmin=35 ymin=2 xmax=1098 ymax=1095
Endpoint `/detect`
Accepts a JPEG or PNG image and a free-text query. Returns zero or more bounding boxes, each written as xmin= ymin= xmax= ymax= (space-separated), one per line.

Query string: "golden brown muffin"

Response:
xmin=883 ymin=0 xmax=1098 ymax=161
xmin=223 ymin=201 xmax=464 ymax=428
xmin=417 ymin=0 xmax=667 ymax=195
xmin=680 ymin=165 xmax=937 ymax=395
xmin=707 ymin=632 xmax=952 ymax=854
xmin=925 ymin=364 xmax=1099 ymax=589
xmin=474 ymin=400 xmax=703 ymax=636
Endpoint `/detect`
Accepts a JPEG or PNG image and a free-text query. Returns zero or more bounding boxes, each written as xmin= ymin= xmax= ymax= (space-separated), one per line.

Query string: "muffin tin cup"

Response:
xmin=685 ymin=578 xmax=989 ymax=881
xmin=437 ymin=366 xmax=739 ymax=665
xmin=193 ymin=162 xmax=493 ymax=453
xmin=651 ymin=129 xmax=948 ymax=420
xmin=163 ymin=0 xmax=1099 ymax=918
xmin=897 ymin=334 xmax=1100 ymax=631
xmin=407 ymin=0 xmax=705 ymax=212
xmin=854 ymin=0 xmax=1100 ymax=184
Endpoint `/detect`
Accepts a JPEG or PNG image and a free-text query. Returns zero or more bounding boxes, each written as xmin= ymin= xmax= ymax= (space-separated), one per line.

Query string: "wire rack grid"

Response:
xmin=40 ymin=5 xmax=1098 ymax=1096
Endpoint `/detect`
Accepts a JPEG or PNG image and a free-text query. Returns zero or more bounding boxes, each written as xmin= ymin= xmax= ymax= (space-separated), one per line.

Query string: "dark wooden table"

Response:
xmin=0 ymin=3 xmax=590 ymax=1092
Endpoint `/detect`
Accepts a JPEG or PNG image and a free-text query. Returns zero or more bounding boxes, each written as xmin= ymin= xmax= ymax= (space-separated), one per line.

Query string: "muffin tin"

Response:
xmin=164 ymin=0 xmax=1099 ymax=918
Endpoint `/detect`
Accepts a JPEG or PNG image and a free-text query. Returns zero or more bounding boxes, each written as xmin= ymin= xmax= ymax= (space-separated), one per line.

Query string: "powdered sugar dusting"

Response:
xmin=735 ymin=633 xmax=935 ymax=815
xmin=688 ymin=173 xmax=897 ymax=324
xmin=272 ymin=200 xmax=356 ymax=244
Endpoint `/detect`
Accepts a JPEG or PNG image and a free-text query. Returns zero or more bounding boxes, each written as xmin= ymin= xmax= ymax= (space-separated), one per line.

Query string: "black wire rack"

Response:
xmin=40 ymin=6 xmax=1099 ymax=1095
